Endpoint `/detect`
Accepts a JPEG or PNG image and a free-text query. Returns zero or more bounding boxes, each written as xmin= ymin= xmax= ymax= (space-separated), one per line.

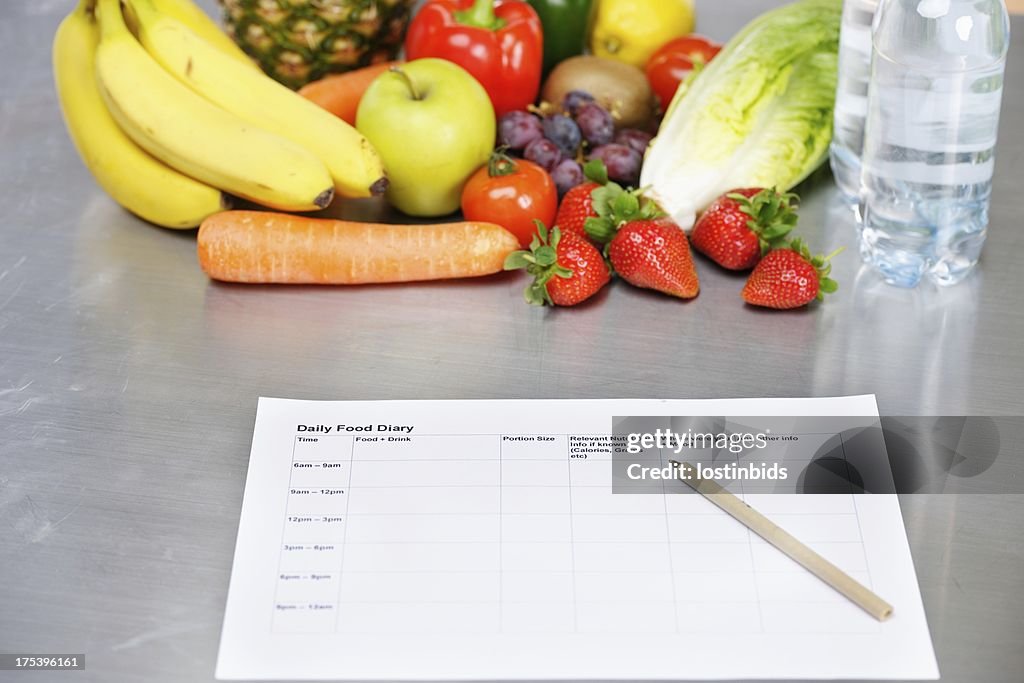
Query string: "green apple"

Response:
xmin=356 ymin=59 xmax=496 ymax=217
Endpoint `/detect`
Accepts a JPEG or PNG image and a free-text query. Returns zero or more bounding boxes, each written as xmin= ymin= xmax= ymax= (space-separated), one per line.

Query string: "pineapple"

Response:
xmin=219 ymin=0 xmax=414 ymax=89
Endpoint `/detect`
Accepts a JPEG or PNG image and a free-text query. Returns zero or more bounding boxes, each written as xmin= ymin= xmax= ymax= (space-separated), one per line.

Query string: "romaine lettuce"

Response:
xmin=640 ymin=0 xmax=841 ymax=228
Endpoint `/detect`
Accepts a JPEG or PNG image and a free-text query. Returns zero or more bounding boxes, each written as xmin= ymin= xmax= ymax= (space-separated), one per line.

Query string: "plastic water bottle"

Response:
xmin=830 ymin=0 xmax=879 ymax=201
xmin=858 ymin=0 xmax=1010 ymax=287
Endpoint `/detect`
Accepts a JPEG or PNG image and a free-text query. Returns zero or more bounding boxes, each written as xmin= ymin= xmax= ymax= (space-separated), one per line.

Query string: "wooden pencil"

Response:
xmin=669 ymin=460 xmax=894 ymax=622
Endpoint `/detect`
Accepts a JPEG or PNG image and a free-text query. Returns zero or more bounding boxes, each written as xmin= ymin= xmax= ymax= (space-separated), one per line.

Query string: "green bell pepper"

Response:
xmin=527 ymin=0 xmax=595 ymax=76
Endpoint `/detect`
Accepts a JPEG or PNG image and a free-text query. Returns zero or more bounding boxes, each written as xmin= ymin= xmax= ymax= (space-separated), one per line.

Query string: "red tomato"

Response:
xmin=646 ymin=35 xmax=722 ymax=112
xmin=461 ymin=153 xmax=558 ymax=249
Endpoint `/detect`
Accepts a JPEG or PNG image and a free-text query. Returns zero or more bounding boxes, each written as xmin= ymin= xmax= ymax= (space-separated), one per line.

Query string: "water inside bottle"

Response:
xmin=830 ymin=0 xmax=878 ymax=201
xmin=858 ymin=44 xmax=1004 ymax=287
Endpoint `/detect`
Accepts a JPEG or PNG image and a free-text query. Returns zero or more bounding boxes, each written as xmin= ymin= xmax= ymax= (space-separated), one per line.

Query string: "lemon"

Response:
xmin=590 ymin=0 xmax=697 ymax=68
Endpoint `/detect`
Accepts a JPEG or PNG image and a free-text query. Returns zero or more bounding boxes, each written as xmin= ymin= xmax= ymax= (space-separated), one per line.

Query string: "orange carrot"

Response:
xmin=197 ymin=211 xmax=520 ymax=285
xmin=298 ymin=62 xmax=400 ymax=126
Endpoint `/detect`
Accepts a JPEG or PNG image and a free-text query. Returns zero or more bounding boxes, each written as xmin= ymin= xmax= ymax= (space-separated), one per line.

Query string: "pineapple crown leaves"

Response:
xmin=504 ymin=221 xmax=574 ymax=307
xmin=727 ymin=188 xmax=800 ymax=255
xmin=582 ymin=160 xmax=664 ymax=244
xmin=786 ymin=237 xmax=844 ymax=301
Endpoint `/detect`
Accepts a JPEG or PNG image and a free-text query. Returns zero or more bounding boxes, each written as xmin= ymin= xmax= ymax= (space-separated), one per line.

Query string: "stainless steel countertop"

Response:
xmin=1 ymin=1 xmax=1022 ymax=681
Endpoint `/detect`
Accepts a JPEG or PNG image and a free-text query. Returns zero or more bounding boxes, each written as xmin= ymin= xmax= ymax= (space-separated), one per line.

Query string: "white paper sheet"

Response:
xmin=216 ymin=396 xmax=938 ymax=680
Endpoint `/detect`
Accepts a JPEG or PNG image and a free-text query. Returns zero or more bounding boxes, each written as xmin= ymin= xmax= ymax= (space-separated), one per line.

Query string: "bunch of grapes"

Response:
xmin=497 ymin=91 xmax=654 ymax=196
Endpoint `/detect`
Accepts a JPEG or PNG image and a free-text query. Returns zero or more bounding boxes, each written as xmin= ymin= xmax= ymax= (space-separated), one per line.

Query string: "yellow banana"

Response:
xmin=53 ymin=0 xmax=226 ymax=229
xmin=127 ymin=0 xmax=388 ymax=199
xmin=150 ymin=0 xmax=255 ymax=69
xmin=93 ymin=0 xmax=334 ymax=212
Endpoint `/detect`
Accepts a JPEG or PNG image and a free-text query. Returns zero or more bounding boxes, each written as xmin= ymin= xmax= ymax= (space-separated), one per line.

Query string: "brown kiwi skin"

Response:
xmin=541 ymin=56 xmax=656 ymax=131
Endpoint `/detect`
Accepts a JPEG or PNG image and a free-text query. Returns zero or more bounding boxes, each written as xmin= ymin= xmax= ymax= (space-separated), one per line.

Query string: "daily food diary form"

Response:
xmin=216 ymin=396 xmax=938 ymax=680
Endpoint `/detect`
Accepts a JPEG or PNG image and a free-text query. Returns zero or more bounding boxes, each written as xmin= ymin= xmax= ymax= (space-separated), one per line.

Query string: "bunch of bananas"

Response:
xmin=53 ymin=0 xmax=388 ymax=229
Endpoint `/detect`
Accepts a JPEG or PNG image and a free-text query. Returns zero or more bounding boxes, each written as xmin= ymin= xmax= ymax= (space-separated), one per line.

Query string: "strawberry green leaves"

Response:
xmin=789 ymin=237 xmax=841 ymax=300
xmin=729 ymin=188 xmax=799 ymax=255
xmin=584 ymin=182 xmax=663 ymax=244
xmin=505 ymin=220 xmax=610 ymax=306
xmin=582 ymin=158 xmax=609 ymax=186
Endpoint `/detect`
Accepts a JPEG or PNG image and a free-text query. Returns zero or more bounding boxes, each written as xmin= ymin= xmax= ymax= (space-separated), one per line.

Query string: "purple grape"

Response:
xmin=524 ymin=137 xmax=563 ymax=172
xmin=551 ymin=159 xmax=585 ymax=197
xmin=542 ymin=114 xmax=582 ymax=155
xmin=498 ymin=110 xmax=544 ymax=151
xmin=588 ymin=144 xmax=642 ymax=186
xmin=575 ymin=102 xmax=614 ymax=147
xmin=615 ymin=129 xmax=653 ymax=155
xmin=562 ymin=90 xmax=595 ymax=116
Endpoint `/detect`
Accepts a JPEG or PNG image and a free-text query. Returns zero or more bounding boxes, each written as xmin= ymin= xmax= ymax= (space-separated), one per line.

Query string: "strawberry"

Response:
xmin=741 ymin=238 xmax=841 ymax=309
xmin=555 ymin=182 xmax=600 ymax=240
xmin=505 ymin=221 xmax=610 ymax=306
xmin=607 ymin=219 xmax=700 ymax=299
xmin=691 ymin=188 xmax=799 ymax=270
xmin=578 ymin=179 xmax=699 ymax=299
xmin=553 ymin=159 xmax=612 ymax=241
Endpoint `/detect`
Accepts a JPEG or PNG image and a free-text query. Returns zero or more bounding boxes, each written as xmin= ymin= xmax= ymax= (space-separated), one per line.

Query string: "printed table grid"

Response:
xmin=273 ymin=432 xmax=879 ymax=636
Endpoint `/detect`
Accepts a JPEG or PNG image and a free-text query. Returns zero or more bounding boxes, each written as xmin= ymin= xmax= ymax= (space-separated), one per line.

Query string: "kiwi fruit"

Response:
xmin=541 ymin=56 xmax=656 ymax=130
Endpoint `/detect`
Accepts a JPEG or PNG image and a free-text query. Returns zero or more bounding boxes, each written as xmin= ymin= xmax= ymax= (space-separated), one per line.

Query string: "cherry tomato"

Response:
xmin=461 ymin=152 xmax=558 ymax=249
xmin=646 ymin=35 xmax=722 ymax=112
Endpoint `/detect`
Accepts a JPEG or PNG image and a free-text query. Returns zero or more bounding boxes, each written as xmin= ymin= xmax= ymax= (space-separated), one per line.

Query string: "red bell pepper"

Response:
xmin=405 ymin=0 xmax=543 ymax=117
